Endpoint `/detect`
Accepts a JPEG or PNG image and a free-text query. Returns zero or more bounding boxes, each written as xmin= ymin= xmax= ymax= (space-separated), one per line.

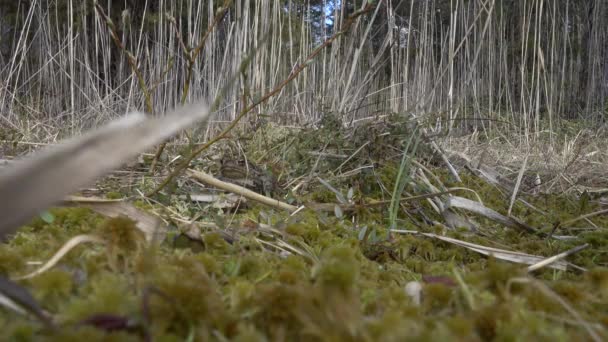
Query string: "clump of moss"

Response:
xmin=312 ymin=245 xmax=360 ymax=293
xmin=423 ymin=283 xmax=454 ymax=313
xmin=105 ymin=191 xmax=123 ymax=200
xmin=552 ymin=281 xmax=587 ymax=304
xmin=0 ymin=246 xmax=24 ymax=274
xmin=444 ymin=315 xmax=476 ymax=339
xmin=473 ymin=303 xmax=513 ymax=341
xmin=235 ymin=253 xmax=270 ymax=280
xmin=98 ymin=217 xmax=145 ymax=252
xmin=586 ymin=267 xmax=608 ymax=298
xmin=194 ymin=252 xmax=222 ymax=277
xmin=246 ymin=282 xmax=308 ymax=338
xmin=28 ymin=269 xmax=74 ymax=311
xmin=98 ymin=216 xmax=146 ymax=272
xmin=62 ymin=272 xmax=137 ymax=323
xmin=276 ymin=255 xmax=309 ymax=284
xmin=232 ymin=323 xmax=267 ymax=342
xmin=468 ymin=259 xmax=526 ymax=298
xmin=147 ymin=256 xmax=227 ymax=337
xmin=284 ymin=221 xmax=320 ymax=242
xmin=43 ymin=207 xmax=103 ymax=234
xmin=3 ymin=322 xmax=37 ymax=341
xmin=202 ymin=232 xmax=233 ymax=253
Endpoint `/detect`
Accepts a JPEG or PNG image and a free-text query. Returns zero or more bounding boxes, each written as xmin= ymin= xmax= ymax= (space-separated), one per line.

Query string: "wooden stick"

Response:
xmin=186 ymin=169 xmax=298 ymax=212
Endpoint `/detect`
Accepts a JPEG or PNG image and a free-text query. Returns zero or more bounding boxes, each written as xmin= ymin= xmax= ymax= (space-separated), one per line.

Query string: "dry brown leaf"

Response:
xmin=445 ymin=196 xmax=537 ymax=234
xmin=61 ymin=197 xmax=166 ymax=243
xmin=392 ymin=230 xmax=580 ymax=271
xmin=0 ymin=103 xmax=210 ymax=239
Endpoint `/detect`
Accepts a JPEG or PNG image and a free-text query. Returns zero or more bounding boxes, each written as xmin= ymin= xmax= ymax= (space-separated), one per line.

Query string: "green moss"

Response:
xmin=474 ymin=303 xmax=513 ymax=341
xmin=423 ymin=283 xmax=454 ymax=312
xmin=276 ymin=255 xmax=309 ymax=284
xmin=469 ymin=259 xmax=526 ymax=297
xmin=4 ymin=322 xmax=37 ymax=342
xmin=148 ymin=258 xmax=227 ymax=336
xmin=202 ymin=232 xmax=232 ymax=253
xmin=232 ymin=323 xmax=267 ymax=342
xmin=0 ymin=246 xmax=24 ymax=274
xmin=312 ymin=245 xmax=359 ymax=292
xmin=97 ymin=217 xmax=146 ymax=272
xmin=28 ymin=269 xmax=74 ymax=311
xmin=552 ymin=281 xmax=587 ymax=303
xmin=284 ymin=222 xmax=320 ymax=241
xmin=98 ymin=217 xmax=145 ymax=252
xmin=62 ymin=272 xmax=136 ymax=323
xmin=586 ymin=267 xmax=608 ymax=297
xmin=104 ymin=192 xmax=123 ymax=200
xmin=195 ymin=252 xmax=222 ymax=276
xmin=444 ymin=316 xmax=475 ymax=338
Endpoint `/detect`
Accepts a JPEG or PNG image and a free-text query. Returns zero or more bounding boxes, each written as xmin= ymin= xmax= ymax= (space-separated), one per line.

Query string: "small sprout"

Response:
xmin=213 ymin=212 xmax=227 ymax=230
xmin=334 ymin=204 xmax=343 ymax=219
xmin=317 ymin=177 xmax=347 ymax=204
xmin=358 ymin=226 xmax=368 ymax=241
xmin=313 ymin=245 xmax=359 ymax=292
xmin=368 ymin=229 xmax=379 ymax=244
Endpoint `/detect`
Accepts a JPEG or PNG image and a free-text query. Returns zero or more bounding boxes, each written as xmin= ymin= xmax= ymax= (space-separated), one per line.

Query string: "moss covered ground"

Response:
xmin=1 ymin=116 xmax=607 ymax=341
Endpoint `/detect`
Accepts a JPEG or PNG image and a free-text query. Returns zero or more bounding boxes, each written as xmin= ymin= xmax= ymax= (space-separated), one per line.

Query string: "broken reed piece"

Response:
xmin=0 ymin=103 xmax=211 ymax=240
xmin=186 ymin=168 xmax=298 ymax=212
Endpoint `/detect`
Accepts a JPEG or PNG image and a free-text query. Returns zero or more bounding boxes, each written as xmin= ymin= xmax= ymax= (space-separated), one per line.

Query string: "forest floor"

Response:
xmin=0 ymin=114 xmax=607 ymax=341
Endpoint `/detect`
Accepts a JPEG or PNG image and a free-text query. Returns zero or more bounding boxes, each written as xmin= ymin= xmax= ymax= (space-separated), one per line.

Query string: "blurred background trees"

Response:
xmin=0 ymin=0 xmax=606 ymax=137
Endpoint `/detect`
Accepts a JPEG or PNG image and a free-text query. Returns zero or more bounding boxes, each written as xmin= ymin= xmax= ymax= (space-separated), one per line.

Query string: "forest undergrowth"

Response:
xmin=1 ymin=0 xmax=608 ymax=340
xmin=0 ymin=113 xmax=607 ymax=341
